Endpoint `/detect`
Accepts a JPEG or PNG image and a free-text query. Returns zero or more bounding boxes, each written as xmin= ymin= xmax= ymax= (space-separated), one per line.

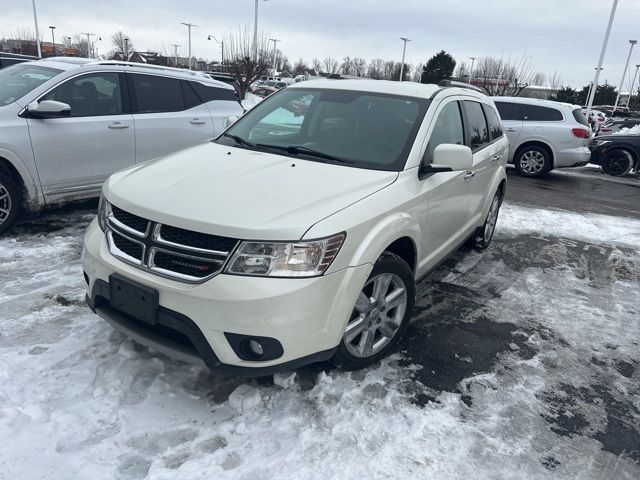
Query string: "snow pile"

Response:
xmin=613 ymin=124 xmax=640 ymax=135
xmin=241 ymin=93 xmax=261 ymax=111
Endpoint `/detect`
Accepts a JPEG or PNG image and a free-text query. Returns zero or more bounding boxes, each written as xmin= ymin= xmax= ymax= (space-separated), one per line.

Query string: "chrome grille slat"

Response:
xmin=105 ymin=205 xmax=237 ymax=283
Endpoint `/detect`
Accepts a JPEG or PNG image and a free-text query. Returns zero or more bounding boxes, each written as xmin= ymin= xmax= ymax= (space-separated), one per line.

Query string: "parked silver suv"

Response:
xmin=0 ymin=58 xmax=244 ymax=234
xmin=494 ymin=97 xmax=591 ymax=177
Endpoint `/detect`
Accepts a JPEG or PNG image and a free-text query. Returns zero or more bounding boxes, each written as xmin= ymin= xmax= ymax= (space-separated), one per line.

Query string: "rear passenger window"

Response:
xmin=131 ymin=74 xmax=184 ymax=113
xmin=425 ymin=101 xmax=464 ymax=163
xmin=482 ymin=104 xmax=503 ymax=140
xmin=189 ymin=82 xmax=237 ymax=102
xmin=520 ymin=105 xmax=563 ymax=121
xmin=181 ymin=81 xmax=202 ymax=109
xmin=495 ymin=102 xmax=515 ymax=121
xmin=462 ymin=101 xmax=489 ymax=150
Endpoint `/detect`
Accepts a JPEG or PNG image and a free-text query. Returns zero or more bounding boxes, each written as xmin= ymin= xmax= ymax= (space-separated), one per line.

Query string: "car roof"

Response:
xmin=288 ymin=79 xmax=443 ymax=99
xmin=494 ymin=96 xmax=580 ymax=110
xmin=20 ymin=57 xmax=234 ymax=90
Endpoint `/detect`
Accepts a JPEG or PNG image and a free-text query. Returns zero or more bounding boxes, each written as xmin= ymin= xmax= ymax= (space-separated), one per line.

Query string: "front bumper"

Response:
xmin=82 ymin=219 xmax=372 ymax=375
xmin=555 ymin=146 xmax=592 ymax=168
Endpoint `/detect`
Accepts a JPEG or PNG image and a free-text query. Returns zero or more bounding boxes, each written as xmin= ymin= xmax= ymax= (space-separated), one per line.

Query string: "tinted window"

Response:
xmin=181 ymin=81 xmax=201 ymax=109
xmin=520 ymin=104 xmax=563 ymax=121
xmin=425 ymin=101 xmax=464 ymax=163
xmin=462 ymin=101 xmax=489 ymax=150
xmin=190 ymin=82 xmax=237 ymax=102
xmin=482 ymin=104 xmax=503 ymax=140
xmin=0 ymin=64 xmax=62 ymax=106
xmin=131 ymin=74 xmax=183 ymax=113
xmin=495 ymin=101 xmax=515 ymax=121
xmin=572 ymin=108 xmax=589 ymax=127
xmin=42 ymin=72 xmax=122 ymax=117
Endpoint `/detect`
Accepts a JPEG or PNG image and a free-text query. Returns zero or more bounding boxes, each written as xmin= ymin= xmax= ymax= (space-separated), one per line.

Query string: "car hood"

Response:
xmin=106 ymin=142 xmax=398 ymax=240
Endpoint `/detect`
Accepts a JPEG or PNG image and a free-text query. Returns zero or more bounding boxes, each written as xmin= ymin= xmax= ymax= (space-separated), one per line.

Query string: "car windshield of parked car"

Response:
xmin=0 ymin=64 xmax=63 ymax=107
xmin=217 ymin=87 xmax=430 ymax=171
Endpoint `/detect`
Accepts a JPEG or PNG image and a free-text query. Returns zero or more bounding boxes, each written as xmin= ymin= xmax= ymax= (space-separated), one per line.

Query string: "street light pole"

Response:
xmin=269 ymin=38 xmax=279 ymax=75
xmin=253 ymin=0 xmax=267 ymax=61
xmin=469 ymin=57 xmax=476 ymax=84
xmin=613 ymin=39 xmax=637 ymax=114
xmin=81 ymin=32 xmax=95 ymax=58
xmin=49 ymin=26 xmax=55 ymax=56
xmin=31 ymin=0 xmax=41 ymax=58
xmin=171 ymin=43 xmax=180 ymax=67
xmin=181 ymin=22 xmax=197 ymax=69
xmin=399 ymin=37 xmax=410 ymax=81
xmin=628 ymin=64 xmax=640 ymax=108
xmin=586 ymin=0 xmax=618 ymax=124
xmin=208 ymin=35 xmax=224 ymax=68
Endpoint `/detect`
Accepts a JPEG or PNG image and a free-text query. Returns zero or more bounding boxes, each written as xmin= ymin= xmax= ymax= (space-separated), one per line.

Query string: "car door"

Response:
xmin=128 ymin=73 xmax=216 ymax=163
xmin=495 ymin=101 xmax=522 ymax=160
xmin=187 ymin=81 xmax=243 ymax=134
xmin=417 ymin=99 xmax=471 ymax=267
xmin=26 ymin=71 xmax=135 ymax=199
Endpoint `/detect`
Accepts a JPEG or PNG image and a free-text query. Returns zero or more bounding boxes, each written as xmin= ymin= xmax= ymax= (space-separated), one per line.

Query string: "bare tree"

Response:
xmin=293 ymin=58 xmax=308 ymax=76
xmin=340 ymin=56 xmax=354 ymax=75
xmin=367 ymin=58 xmax=385 ymax=80
xmin=224 ymin=27 xmax=272 ymax=98
xmin=353 ymin=57 xmax=367 ymax=77
xmin=311 ymin=58 xmax=322 ymax=73
xmin=72 ymin=34 xmax=90 ymax=57
xmin=382 ymin=60 xmax=396 ymax=80
xmin=472 ymin=55 xmax=545 ymax=96
xmin=412 ymin=63 xmax=424 ymax=83
xmin=322 ymin=56 xmax=339 ymax=74
xmin=112 ymin=31 xmax=133 ymax=57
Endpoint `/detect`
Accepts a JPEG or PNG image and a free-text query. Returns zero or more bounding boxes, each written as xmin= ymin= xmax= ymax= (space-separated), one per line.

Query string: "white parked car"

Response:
xmin=494 ymin=97 xmax=592 ymax=177
xmin=82 ymin=79 xmax=508 ymax=375
xmin=0 ymin=58 xmax=244 ymax=234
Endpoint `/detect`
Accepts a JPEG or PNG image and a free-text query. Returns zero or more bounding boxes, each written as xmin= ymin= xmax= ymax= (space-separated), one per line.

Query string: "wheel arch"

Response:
xmin=0 ymin=150 xmax=41 ymax=211
xmin=514 ymin=140 xmax=555 ymax=168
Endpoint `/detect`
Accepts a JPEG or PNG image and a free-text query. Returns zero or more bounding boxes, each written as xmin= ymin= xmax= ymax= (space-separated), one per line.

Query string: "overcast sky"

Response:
xmin=1 ymin=0 xmax=639 ymax=88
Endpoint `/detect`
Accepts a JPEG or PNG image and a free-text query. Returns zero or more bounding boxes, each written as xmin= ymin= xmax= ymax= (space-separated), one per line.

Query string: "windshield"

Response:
xmin=0 ymin=64 xmax=63 ymax=107
xmin=216 ymin=87 xmax=430 ymax=171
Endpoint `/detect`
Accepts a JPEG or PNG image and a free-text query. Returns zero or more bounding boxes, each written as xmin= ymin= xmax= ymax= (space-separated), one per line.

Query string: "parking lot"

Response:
xmin=1 ymin=169 xmax=638 ymax=479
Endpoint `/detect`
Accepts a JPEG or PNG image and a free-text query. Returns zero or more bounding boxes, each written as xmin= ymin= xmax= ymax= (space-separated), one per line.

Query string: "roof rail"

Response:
xmin=438 ymin=79 xmax=484 ymax=93
xmin=87 ymin=60 xmax=212 ymax=79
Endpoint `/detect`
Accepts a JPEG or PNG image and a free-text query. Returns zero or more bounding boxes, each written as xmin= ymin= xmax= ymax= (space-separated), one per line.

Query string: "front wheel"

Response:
xmin=331 ymin=252 xmax=415 ymax=370
xmin=474 ymin=191 xmax=501 ymax=250
xmin=0 ymin=173 xmax=20 ymax=236
xmin=601 ymin=149 xmax=634 ymax=176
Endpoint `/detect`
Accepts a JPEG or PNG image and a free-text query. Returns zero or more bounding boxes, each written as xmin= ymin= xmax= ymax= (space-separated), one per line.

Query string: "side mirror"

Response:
xmin=419 ymin=144 xmax=473 ymax=178
xmin=26 ymin=100 xmax=71 ymax=118
xmin=226 ymin=115 xmax=239 ymax=127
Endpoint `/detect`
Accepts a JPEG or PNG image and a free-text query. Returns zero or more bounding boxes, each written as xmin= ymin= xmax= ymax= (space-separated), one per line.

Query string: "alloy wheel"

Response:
xmin=0 ymin=181 xmax=12 ymax=227
xmin=344 ymin=273 xmax=408 ymax=358
xmin=519 ymin=150 xmax=546 ymax=174
xmin=484 ymin=195 xmax=500 ymax=244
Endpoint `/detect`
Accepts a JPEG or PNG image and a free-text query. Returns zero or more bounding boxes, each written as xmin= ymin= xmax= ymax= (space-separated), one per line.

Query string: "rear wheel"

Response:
xmin=601 ymin=149 xmax=634 ymax=176
xmin=514 ymin=146 xmax=551 ymax=178
xmin=331 ymin=252 xmax=415 ymax=370
xmin=0 ymin=173 xmax=20 ymax=235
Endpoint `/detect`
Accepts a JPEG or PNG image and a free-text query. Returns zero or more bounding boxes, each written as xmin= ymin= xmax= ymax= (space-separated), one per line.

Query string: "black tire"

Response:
xmin=473 ymin=190 xmax=502 ymax=250
xmin=514 ymin=145 xmax=551 ymax=178
xmin=0 ymin=173 xmax=20 ymax=236
xmin=331 ymin=252 xmax=415 ymax=371
xmin=601 ymin=149 xmax=634 ymax=177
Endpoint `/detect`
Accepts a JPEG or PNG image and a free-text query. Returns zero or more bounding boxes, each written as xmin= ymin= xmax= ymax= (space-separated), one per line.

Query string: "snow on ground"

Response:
xmin=613 ymin=124 xmax=640 ymax=135
xmin=0 ymin=203 xmax=639 ymax=479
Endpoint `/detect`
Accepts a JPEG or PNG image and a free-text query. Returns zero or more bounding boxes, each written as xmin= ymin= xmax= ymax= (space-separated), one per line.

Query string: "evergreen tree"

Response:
xmin=421 ymin=50 xmax=456 ymax=84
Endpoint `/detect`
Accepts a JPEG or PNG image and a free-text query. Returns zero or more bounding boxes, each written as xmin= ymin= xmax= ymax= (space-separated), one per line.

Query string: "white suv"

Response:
xmin=82 ymin=79 xmax=508 ymax=374
xmin=494 ymin=97 xmax=592 ymax=177
xmin=0 ymin=58 xmax=244 ymax=234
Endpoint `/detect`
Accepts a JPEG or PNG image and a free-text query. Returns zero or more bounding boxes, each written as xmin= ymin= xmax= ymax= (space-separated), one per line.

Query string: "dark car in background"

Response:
xmin=0 ymin=53 xmax=39 ymax=69
xmin=598 ymin=118 xmax=640 ymax=135
xmin=589 ymin=134 xmax=640 ymax=176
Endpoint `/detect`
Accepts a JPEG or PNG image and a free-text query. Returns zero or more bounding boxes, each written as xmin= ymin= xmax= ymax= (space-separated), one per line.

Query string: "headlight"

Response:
xmin=97 ymin=193 xmax=110 ymax=232
xmin=224 ymin=233 xmax=345 ymax=277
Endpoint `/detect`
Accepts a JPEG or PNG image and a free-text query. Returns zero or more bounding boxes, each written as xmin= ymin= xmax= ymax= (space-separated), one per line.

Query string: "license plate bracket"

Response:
xmin=109 ymin=274 xmax=159 ymax=325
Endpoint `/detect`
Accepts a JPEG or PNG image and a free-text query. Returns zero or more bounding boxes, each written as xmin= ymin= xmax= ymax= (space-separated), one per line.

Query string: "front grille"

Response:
xmin=159 ymin=225 xmax=237 ymax=253
xmin=111 ymin=232 xmax=143 ymax=261
xmin=111 ymin=205 xmax=149 ymax=234
xmin=106 ymin=204 xmax=237 ymax=283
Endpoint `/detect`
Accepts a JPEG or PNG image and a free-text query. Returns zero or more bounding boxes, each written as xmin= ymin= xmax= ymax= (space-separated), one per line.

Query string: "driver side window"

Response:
xmin=424 ymin=101 xmax=464 ymax=164
xmin=41 ymin=73 xmax=123 ymax=117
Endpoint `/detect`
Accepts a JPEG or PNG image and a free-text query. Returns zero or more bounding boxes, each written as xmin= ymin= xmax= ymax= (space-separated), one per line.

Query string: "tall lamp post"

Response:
xmin=269 ymin=38 xmax=280 ymax=75
xmin=48 ymin=26 xmax=55 ymax=56
xmin=81 ymin=32 xmax=96 ymax=58
xmin=399 ymin=37 xmax=410 ymax=81
xmin=31 ymin=0 xmax=41 ymax=57
xmin=586 ymin=0 xmax=618 ymax=125
xmin=628 ymin=64 xmax=640 ymax=108
xmin=171 ymin=43 xmax=180 ymax=67
xmin=208 ymin=35 xmax=224 ymax=69
xmin=253 ymin=0 xmax=268 ymax=61
xmin=92 ymin=37 xmax=102 ymax=59
xmin=613 ymin=39 xmax=637 ymax=114
xmin=586 ymin=67 xmax=604 ymax=106
xmin=469 ymin=57 xmax=476 ymax=84
xmin=181 ymin=22 xmax=197 ymax=69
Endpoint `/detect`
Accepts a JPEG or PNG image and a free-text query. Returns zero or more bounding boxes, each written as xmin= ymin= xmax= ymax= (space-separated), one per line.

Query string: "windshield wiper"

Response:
xmin=221 ymin=132 xmax=256 ymax=148
xmin=255 ymin=144 xmax=354 ymax=164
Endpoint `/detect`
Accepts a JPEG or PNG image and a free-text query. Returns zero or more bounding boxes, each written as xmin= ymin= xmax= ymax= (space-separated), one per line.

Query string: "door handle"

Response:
xmin=491 ymin=154 xmax=502 ymax=162
xmin=464 ymin=170 xmax=476 ymax=180
xmin=505 ymin=127 xmax=516 ymax=132
xmin=190 ymin=118 xmax=206 ymax=125
xmin=108 ymin=122 xmax=130 ymax=129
